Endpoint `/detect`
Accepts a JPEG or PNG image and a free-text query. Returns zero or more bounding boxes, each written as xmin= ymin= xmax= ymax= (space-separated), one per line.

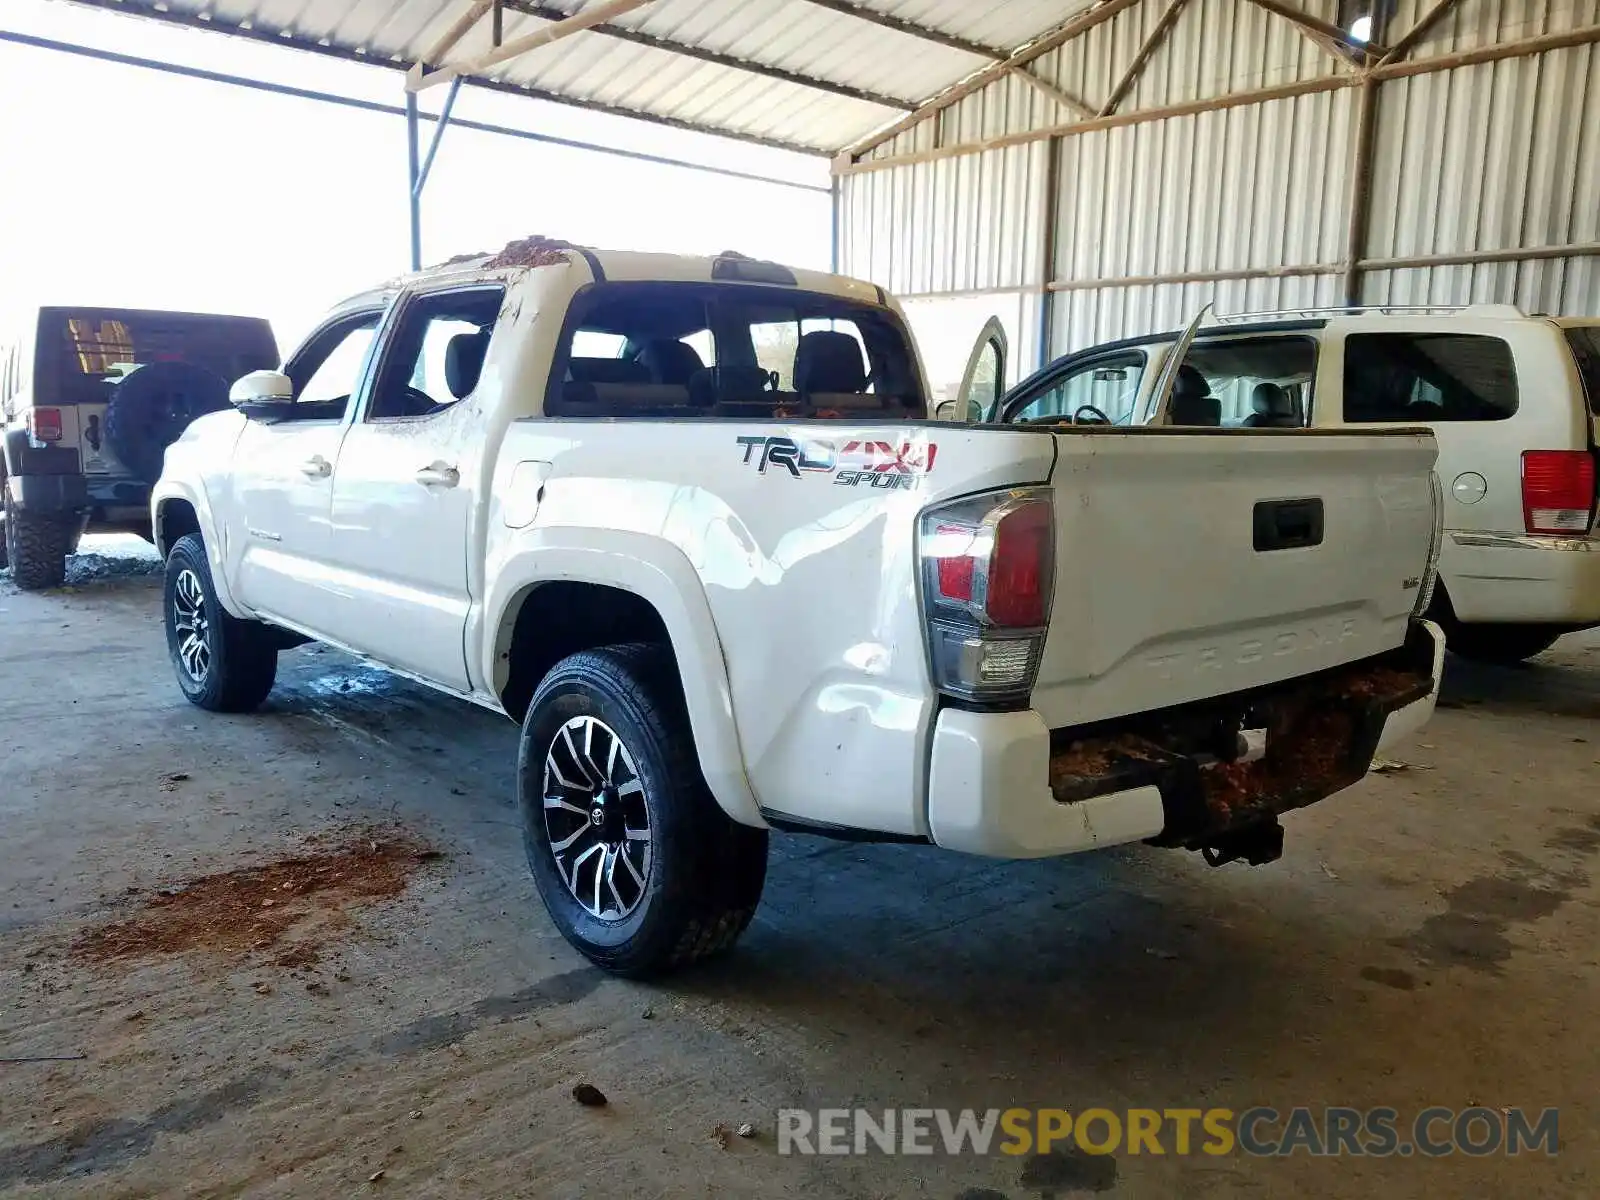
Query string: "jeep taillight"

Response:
xmin=27 ymin=408 xmax=63 ymax=442
xmin=1522 ymin=450 xmax=1595 ymax=535
xmin=919 ymin=488 xmax=1054 ymax=704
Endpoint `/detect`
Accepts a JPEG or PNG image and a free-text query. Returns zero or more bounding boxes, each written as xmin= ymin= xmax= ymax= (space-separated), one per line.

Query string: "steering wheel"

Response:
xmin=1072 ymin=404 xmax=1113 ymax=425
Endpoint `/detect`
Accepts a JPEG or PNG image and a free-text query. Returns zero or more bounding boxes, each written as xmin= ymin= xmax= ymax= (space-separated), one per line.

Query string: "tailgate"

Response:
xmin=1030 ymin=427 xmax=1438 ymax=729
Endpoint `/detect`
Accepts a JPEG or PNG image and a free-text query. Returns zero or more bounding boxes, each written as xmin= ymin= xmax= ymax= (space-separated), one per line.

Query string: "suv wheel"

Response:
xmin=1445 ymin=622 xmax=1563 ymax=665
xmin=163 ymin=533 xmax=279 ymax=711
xmin=3 ymin=493 xmax=71 ymax=591
xmin=517 ymin=644 xmax=768 ymax=977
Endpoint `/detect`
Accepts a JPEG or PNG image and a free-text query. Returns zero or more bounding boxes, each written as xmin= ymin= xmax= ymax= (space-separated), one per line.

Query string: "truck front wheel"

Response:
xmin=517 ymin=644 xmax=768 ymax=977
xmin=163 ymin=534 xmax=279 ymax=712
xmin=3 ymin=494 xmax=71 ymax=591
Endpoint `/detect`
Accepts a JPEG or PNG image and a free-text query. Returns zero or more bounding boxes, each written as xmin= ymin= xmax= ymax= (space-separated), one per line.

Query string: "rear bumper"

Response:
xmin=926 ymin=620 xmax=1444 ymax=859
xmin=1442 ymin=532 xmax=1600 ymax=625
xmin=5 ymin=472 xmax=88 ymax=513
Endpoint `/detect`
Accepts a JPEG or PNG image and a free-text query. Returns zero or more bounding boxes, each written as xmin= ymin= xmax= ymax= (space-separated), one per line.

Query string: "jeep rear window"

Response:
xmin=1567 ymin=327 xmax=1600 ymax=415
xmin=1343 ymin=333 xmax=1518 ymax=422
xmin=37 ymin=309 xmax=278 ymax=405
xmin=545 ymin=283 xmax=924 ymax=420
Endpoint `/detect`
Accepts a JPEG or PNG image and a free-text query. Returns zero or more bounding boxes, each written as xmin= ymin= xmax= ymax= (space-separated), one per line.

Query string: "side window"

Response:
xmin=367 ymin=286 xmax=505 ymax=422
xmin=1013 ymin=352 xmax=1146 ymax=424
xmin=959 ymin=337 xmax=1002 ymax=419
xmin=1172 ymin=336 xmax=1317 ymax=428
xmin=287 ymin=311 xmax=383 ymax=416
xmin=1344 ymin=333 xmax=1518 ymax=422
xmin=1566 ymin=328 xmax=1600 ymax=415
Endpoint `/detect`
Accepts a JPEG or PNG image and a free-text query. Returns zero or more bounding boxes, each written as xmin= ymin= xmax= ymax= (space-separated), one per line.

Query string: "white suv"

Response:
xmin=999 ymin=305 xmax=1600 ymax=663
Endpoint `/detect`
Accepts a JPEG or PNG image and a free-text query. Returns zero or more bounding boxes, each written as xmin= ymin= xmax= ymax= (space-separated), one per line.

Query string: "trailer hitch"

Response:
xmin=1201 ymin=818 xmax=1284 ymax=867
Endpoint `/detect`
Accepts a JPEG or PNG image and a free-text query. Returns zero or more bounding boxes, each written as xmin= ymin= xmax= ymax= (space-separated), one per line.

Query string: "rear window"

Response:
xmin=36 ymin=309 xmax=278 ymax=405
xmin=1343 ymin=333 xmax=1518 ymax=423
xmin=1566 ymin=327 xmax=1600 ymax=415
xmin=546 ymin=283 xmax=924 ymax=419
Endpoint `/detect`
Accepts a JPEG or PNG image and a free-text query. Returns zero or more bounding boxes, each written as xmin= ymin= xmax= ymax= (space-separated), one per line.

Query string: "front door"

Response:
xmin=228 ymin=308 xmax=383 ymax=626
xmin=323 ymin=284 xmax=504 ymax=692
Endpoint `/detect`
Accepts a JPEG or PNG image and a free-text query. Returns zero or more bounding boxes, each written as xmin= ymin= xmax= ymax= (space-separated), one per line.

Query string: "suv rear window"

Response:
xmin=546 ymin=283 xmax=924 ymax=419
xmin=1343 ymin=333 xmax=1518 ymax=423
xmin=1566 ymin=327 xmax=1600 ymax=415
xmin=36 ymin=309 xmax=278 ymax=405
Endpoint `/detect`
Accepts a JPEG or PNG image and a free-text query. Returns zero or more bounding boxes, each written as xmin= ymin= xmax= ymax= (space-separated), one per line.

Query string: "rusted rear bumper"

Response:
xmin=1048 ymin=619 xmax=1444 ymax=852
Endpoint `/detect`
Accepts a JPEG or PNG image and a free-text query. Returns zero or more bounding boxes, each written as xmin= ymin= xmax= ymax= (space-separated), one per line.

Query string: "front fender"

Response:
xmin=150 ymin=477 xmax=247 ymax=619
xmin=481 ymin=528 xmax=765 ymax=829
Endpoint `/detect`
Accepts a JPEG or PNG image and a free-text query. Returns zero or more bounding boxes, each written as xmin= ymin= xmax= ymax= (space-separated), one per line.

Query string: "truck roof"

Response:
xmin=333 ymin=236 xmax=884 ymax=313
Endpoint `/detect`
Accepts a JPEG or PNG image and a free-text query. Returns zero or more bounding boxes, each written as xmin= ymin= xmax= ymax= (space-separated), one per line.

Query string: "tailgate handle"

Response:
xmin=1254 ymin=498 xmax=1323 ymax=551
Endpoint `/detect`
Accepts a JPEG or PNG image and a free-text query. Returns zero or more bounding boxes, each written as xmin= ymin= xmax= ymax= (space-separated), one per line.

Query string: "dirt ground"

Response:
xmin=2 ymin=538 xmax=1596 ymax=1199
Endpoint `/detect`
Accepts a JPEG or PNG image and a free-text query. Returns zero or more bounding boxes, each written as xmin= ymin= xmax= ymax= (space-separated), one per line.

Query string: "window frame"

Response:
xmin=541 ymin=281 xmax=925 ymax=420
xmin=1003 ymin=348 xmax=1150 ymax=425
xmin=359 ymin=283 xmax=506 ymax=425
xmin=280 ymin=304 xmax=389 ymax=423
xmin=1341 ymin=331 xmax=1520 ymax=424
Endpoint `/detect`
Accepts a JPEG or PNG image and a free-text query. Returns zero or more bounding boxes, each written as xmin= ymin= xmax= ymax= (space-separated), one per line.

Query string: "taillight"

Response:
xmin=1522 ymin=450 xmax=1596 ymax=535
xmin=919 ymin=488 xmax=1054 ymax=704
xmin=27 ymin=408 xmax=63 ymax=442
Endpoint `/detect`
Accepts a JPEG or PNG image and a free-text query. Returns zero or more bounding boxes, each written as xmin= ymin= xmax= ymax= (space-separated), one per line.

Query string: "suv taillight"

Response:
xmin=1522 ymin=450 xmax=1595 ymax=535
xmin=27 ymin=408 xmax=63 ymax=442
xmin=919 ymin=488 xmax=1054 ymax=704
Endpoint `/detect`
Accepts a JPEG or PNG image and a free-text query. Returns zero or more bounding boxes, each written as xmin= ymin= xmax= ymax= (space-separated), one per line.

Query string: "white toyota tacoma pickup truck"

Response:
xmin=152 ymin=239 xmax=1446 ymax=976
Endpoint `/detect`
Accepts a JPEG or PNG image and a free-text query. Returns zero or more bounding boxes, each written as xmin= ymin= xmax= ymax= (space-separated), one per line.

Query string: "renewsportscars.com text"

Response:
xmin=777 ymin=1106 xmax=1559 ymax=1158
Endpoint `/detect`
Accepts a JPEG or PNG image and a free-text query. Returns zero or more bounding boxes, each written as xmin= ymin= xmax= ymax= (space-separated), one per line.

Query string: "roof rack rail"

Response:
xmin=1210 ymin=303 xmax=1527 ymax=322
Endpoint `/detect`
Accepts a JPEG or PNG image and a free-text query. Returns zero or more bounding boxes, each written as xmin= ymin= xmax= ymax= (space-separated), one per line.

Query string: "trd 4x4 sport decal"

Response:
xmin=736 ymin=435 xmax=938 ymax=490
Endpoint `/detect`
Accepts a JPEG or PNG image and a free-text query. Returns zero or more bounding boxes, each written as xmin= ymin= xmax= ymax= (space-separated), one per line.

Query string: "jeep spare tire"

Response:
xmin=104 ymin=361 xmax=231 ymax=484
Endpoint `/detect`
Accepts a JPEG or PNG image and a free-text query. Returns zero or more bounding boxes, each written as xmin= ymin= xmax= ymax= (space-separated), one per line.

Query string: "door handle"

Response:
xmin=415 ymin=463 xmax=460 ymax=489
xmin=299 ymin=455 xmax=331 ymax=479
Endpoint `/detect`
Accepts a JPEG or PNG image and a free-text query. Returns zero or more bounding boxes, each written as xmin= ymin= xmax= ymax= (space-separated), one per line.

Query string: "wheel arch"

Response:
xmin=151 ymin=481 xmax=247 ymax=617
xmin=485 ymin=535 xmax=764 ymax=829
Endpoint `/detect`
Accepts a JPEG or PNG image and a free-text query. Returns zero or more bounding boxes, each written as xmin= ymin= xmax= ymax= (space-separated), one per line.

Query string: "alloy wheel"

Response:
xmin=172 ymin=568 xmax=211 ymax=683
xmin=542 ymin=715 xmax=652 ymax=921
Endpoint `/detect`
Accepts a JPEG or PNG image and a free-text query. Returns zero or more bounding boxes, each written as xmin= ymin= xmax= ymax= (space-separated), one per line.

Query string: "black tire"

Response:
xmin=517 ymin=643 xmax=768 ymax=978
xmin=105 ymin=361 xmax=230 ymax=484
xmin=163 ymin=533 xmax=279 ymax=712
xmin=3 ymin=493 xmax=71 ymax=590
xmin=1445 ymin=622 xmax=1564 ymax=665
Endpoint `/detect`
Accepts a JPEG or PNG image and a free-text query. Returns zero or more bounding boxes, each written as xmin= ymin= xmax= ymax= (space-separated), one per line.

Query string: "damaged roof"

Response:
xmin=59 ymin=0 xmax=1101 ymax=155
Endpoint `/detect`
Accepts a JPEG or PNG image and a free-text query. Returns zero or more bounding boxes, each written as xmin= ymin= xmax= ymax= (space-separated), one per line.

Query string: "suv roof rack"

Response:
xmin=1211 ymin=303 xmax=1527 ymax=322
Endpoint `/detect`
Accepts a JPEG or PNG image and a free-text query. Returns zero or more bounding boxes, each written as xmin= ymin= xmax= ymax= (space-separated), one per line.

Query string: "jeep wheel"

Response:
xmin=517 ymin=644 xmax=768 ymax=977
xmin=1445 ymin=622 xmax=1563 ymax=665
xmin=164 ymin=533 xmax=279 ymax=711
xmin=3 ymin=494 xmax=71 ymax=591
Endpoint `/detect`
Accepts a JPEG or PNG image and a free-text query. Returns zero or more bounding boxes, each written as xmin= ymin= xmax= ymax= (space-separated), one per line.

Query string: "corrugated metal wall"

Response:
xmin=839 ymin=0 xmax=1600 ymax=393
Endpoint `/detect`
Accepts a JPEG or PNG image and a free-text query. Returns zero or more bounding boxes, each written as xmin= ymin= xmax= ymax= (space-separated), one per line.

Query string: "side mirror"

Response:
xmin=934 ymin=398 xmax=982 ymax=423
xmin=229 ymin=370 xmax=295 ymax=420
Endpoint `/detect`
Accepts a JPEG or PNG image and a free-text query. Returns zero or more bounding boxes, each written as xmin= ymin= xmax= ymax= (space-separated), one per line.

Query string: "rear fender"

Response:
xmin=481 ymin=529 xmax=763 ymax=828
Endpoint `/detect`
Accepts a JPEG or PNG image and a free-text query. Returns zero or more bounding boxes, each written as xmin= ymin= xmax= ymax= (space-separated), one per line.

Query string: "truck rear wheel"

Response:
xmin=1445 ymin=622 xmax=1563 ymax=665
xmin=163 ymin=534 xmax=279 ymax=711
xmin=517 ymin=643 xmax=768 ymax=977
xmin=3 ymin=494 xmax=71 ymax=591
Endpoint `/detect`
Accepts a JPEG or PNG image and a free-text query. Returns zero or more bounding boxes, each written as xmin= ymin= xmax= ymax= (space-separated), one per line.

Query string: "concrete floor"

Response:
xmin=1 ymin=539 xmax=1596 ymax=1199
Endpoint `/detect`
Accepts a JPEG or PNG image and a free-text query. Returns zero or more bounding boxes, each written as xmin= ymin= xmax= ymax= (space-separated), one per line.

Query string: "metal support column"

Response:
xmin=829 ymin=175 xmax=842 ymax=274
xmin=1037 ymin=134 xmax=1063 ymax=369
xmin=1342 ymin=75 xmax=1380 ymax=306
xmin=407 ymin=76 xmax=463 ymax=272
xmin=406 ymin=90 xmax=422 ymax=271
